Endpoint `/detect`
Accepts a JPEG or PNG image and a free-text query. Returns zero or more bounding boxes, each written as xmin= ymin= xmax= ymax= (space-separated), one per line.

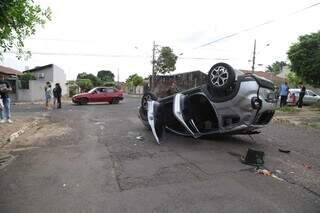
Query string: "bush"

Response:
xmin=18 ymin=73 xmax=36 ymax=89
xmin=76 ymin=79 xmax=93 ymax=92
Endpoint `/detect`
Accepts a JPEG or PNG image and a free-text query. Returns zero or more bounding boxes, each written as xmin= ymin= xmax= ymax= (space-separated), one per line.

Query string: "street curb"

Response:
xmin=0 ymin=119 xmax=40 ymax=148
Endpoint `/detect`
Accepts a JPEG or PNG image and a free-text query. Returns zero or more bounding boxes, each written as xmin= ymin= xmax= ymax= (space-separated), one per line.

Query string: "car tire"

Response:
xmin=207 ymin=63 xmax=235 ymax=92
xmin=111 ymin=98 xmax=120 ymax=104
xmin=141 ymin=92 xmax=158 ymax=111
xmin=79 ymin=98 xmax=88 ymax=105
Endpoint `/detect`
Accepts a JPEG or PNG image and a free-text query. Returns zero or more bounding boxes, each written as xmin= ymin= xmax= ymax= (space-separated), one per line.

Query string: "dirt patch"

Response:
xmin=6 ymin=121 xmax=73 ymax=148
xmin=0 ymin=116 xmax=35 ymax=147
xmin=274 ymin=106 xmax=320 ymax=129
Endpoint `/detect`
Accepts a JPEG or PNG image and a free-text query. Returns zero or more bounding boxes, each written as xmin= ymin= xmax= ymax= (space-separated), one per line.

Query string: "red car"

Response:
xmin=72 ymin=87 xmax=124 ymax=105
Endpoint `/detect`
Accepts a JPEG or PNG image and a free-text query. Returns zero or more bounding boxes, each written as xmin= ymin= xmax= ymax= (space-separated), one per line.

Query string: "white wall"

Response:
xmin=135 ymin=86 xmax=144 ymax=94
xmin=17 ymin=64 xmax=68 ymax=102
xmin=17 ymin=80 xmax=46 ymax=102
xmin=52 ymin=65 xmax=67 ymax=96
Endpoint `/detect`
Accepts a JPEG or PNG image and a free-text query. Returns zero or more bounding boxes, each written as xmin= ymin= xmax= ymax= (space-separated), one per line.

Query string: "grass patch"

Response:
xmin=308 ymin=122 xmax=320 ymax=129
xmin=277 ymin=106 xmax=299 ymax=113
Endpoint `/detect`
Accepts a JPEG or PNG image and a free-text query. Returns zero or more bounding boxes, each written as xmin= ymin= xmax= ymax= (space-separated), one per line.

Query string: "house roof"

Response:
xmin=166 ymin=70 xmax=205 ymax=76
xmin=240 ymin=70 xmax=285 ymax=83
xmin=0 ymin=65 xmax=22 ymax=76
xmin=24 ymin=64 xmax=53 ymax=73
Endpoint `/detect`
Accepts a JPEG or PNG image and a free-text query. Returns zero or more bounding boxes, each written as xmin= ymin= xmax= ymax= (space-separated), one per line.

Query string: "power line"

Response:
xmin=7 ymin=51 xmax=147 ymax=58
xmin=195 ymin=2 xmax=320 ymax=49
xmin=6 ymin=51 xmax=229 ymax=61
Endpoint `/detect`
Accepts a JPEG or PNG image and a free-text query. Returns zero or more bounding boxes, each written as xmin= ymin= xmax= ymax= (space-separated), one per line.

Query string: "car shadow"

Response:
xmin=155 ymin=132 xmax=263 ymax=165
xmin=72 ymin=102 xmax=122 ymax=106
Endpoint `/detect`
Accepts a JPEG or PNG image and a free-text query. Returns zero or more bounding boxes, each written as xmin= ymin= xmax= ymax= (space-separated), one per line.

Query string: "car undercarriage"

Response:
xmin=139 ymin=63 xmax=277 ymax=144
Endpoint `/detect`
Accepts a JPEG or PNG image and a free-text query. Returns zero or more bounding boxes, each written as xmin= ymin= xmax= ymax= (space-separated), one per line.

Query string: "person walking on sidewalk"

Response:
xmin=44 ymin=81 xmax=53 ymax=110
xmin=279 ymin=82 xmax=290 ymax=107
xmin=53 ymin=83 xmax=62 ymax=109
xmin=0 ymin=79 xmax=13 ymax=123
xmin=296 ymin=82 xmax=306 ymax=108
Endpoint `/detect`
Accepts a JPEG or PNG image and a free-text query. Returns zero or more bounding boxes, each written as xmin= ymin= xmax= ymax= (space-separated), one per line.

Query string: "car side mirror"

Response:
xmin=92 ymin=90 xmax=97 ymax=94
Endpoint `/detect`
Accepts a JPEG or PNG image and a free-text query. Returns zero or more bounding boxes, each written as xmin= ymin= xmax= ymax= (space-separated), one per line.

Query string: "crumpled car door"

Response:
xmin=147 ymin=100 xmax=163 ymax=144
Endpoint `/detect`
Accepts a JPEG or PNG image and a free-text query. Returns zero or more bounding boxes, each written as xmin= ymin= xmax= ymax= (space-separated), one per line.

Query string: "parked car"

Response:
xmin=138 ymin=63 xmax=277 ymax=144
xmin=287 ymin=89 xmax=320 ymax=105
xmin=72 ymin=87 xmax=123 ymax=105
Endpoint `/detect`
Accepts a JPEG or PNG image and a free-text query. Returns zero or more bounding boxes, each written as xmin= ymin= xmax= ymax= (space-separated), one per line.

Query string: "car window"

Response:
xmin=106 ymin=88 xmax=114 ymax=93
xmin=96 ymin=88 xmax=104 ymax=93
xmin=100 ymin=88 xmax=108 ymax=93
xmin=308 ymin=91 xmax=317 ymax=96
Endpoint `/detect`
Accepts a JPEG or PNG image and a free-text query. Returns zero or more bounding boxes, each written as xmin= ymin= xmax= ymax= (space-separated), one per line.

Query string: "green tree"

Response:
xmin=125 ymin=73 xmax=138 ymax=83
xmin=287 ymin=31 xmax=320 ymax=86
xmin=0 ymin=0 xmax=51 ymax=59
xmin=132 ymin=75 xmax=144 ymax=87
xmin=97 ymin=70 xmax=115 ymax=82
xmin=286 ymin=71 xmax=302 ymax=87
xmin=266 ymin=61 xmax=287 ymax=75
xmin=77 ymin=72 xmax=100 ymax=86
xmin=76 ymin=79 xmax=93 ymax=92
xmin=154 ymin=46 xmax=178 ymax=74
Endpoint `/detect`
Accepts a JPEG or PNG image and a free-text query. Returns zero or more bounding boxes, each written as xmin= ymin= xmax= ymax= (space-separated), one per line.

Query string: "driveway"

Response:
xmin=0 ymin=96 xmax=319 ymax=212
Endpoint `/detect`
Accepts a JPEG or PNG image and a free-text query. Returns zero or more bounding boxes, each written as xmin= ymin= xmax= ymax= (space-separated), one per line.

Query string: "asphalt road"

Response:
xmin=0 ymin=96 xmax=319 ymax=213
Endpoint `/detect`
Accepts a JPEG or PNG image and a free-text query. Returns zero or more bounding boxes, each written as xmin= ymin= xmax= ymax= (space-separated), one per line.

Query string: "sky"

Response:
xmin=1 ymin=0 xmax=320 ymax=81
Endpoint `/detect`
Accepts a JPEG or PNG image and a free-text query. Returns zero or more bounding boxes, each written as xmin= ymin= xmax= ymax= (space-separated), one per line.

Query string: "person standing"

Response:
xmin=279 ymin=82 xmax=290 ymax=107
xmin=53 ymin=83 xmax=62 ymax=109
xmin=0 ymin=96 xmax=4 ymax=121
xmin=0 ymin=79 xmax=13 ymax=123
xmin=44 ymin=81 xmax=53 ymax=110
xmin=297 ymin=82 xmax=306 ymax=108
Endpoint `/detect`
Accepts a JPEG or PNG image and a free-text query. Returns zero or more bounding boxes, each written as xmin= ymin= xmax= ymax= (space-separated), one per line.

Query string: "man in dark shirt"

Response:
xmin=53 ymin=83 xmax=62 ymax=109
xmin=297 ymin=82 xmax=306 ymax=108
xmin=0 ymin=79 xmax=13 ymax=123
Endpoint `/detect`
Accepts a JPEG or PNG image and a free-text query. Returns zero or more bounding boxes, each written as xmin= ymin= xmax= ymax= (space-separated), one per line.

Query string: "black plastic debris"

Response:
xmin=241 ymin=148 xmax=265 ymax=166
xmin=278 ymin=148 xmax=290 ymax=153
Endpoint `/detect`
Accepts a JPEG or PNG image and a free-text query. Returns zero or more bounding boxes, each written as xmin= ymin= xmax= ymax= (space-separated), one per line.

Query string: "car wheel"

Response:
xmin=207 ymin=63 xmax=235 ymax=92
xmin=141 ymin=92 xmax=157 ymax=111
xmin=79 ymin=98 xmax=88 ymax=105
xmin=111 ymin=98 xmax=120 ymax=104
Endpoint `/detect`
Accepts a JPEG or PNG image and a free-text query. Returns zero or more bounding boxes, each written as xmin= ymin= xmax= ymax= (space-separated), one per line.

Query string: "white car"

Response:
xmin=287 ymin=89 xmax=320 ymax=105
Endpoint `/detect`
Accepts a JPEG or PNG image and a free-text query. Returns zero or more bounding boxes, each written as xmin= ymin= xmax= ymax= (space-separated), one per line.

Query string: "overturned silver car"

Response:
xmin=139 ymin=63 xmax=277 ymax=144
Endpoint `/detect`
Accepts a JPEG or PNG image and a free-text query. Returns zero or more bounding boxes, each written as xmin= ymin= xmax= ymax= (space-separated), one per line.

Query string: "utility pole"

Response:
xmin=151 ymin=41 xmax=156 ymax=91
xmin=251 ymin=39 xmax=256 ymax=73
